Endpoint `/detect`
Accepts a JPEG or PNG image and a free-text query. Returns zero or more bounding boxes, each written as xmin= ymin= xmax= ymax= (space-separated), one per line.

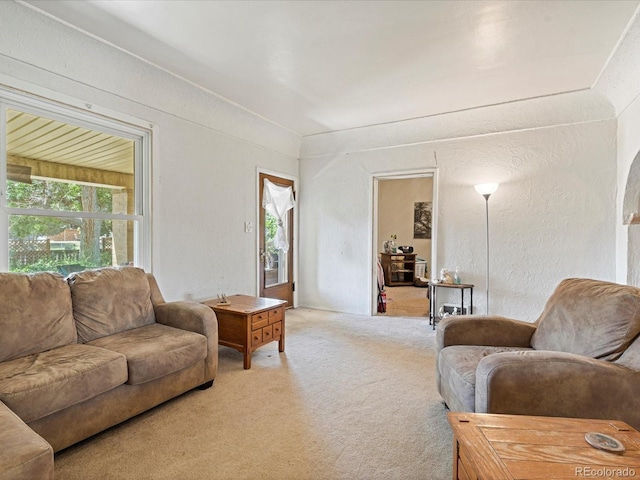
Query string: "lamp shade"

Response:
xmin=474 ymin=183 xmax=499 ymax=196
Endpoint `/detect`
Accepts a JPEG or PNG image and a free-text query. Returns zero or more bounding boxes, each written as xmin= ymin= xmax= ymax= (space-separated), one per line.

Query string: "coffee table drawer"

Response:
xmin=252 ymin=325 xmax=275 ymax=347
xmin=268 ymin=307 xmax=283 ymax=324
xmin=252 ymin=312 xmax=269 ymax=329
xmin=251 ymin=329 xmax=263 ymax=346
xmin=262 ymin=325 xmax=273 ymax=342
xmin=272 ymin=321 xmax=282 ymax=338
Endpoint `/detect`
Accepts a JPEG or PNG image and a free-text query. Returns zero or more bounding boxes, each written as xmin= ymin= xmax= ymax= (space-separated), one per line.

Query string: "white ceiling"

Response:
xmin=24 ymin=0 xmax=640 ymax=137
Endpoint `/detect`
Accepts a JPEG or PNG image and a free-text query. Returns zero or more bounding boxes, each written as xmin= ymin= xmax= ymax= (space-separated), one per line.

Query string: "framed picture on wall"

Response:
xmin=414 ymin=202 xmax=432 ymax=239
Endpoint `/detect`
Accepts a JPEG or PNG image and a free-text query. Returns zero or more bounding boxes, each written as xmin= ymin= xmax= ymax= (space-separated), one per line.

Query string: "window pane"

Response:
xmin=3 ymin=100 xmax=148 ymax=272
xmin=7 ymin=179 xmax=117 ymax=213
xmin=264 ymin=211 xmax=288 ymax=287
xmin=9 ymin=215 xmax=136 ymax=273
xmin=6 ymin=109 xmax=135 ymax=215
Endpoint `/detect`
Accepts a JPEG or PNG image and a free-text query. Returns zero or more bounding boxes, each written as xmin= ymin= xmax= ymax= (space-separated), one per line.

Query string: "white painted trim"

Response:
xmin=370 ymin=177 xmax=379 ymax=316
xmin=431 ymin=168 xmax=439 ymax=285
xmin=0 ymin=81 xmax=155 ymax=133
xmin=2 ymin=208 xmax=142 ymax=221
xmin=0 ymin=104 xmax=7 ymax=270
xmin=371 ymin=168 xmax=438 ymax=315
xmin=256 ymin=167 xmax=299 ymax=308
xmin=146 ymin=125 xmax=157 ymax=272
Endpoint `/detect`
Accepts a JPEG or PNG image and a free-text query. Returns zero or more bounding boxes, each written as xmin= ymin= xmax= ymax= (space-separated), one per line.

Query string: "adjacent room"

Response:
xmin=2 ymin=1 xmax=640 ymax=479
xmin=376 ymin=175 xmax=433 ymax=318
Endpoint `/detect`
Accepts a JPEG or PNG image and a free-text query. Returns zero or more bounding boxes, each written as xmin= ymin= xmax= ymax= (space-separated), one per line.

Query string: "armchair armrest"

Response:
xmin=436 ymin=315 xmax=536 ymax=351
xmin=0 ymin=400 xmax=53 ymax=480
xmin=475 ymin=350 xmax=640 ymax=428
xmin=154 ymin=301 xmax=218 ymax=381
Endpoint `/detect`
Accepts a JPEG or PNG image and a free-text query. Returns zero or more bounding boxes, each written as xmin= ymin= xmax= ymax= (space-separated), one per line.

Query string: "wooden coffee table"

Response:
xmin=448 ymin=412 xmax=640 ymax=480
xmin=202 ymin=295 xmax=286 ymax=369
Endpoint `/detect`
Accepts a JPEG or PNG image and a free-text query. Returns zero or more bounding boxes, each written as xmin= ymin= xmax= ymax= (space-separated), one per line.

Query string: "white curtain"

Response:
xmin=262 ymin=179 xmax=295 ymax=252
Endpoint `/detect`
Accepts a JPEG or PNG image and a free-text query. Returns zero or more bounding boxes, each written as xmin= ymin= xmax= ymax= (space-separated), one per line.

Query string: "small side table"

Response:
xmin=428 ymin=282 xmax=474 ymax=330
xmin=202 ymin=295 xmax=286 ymax=369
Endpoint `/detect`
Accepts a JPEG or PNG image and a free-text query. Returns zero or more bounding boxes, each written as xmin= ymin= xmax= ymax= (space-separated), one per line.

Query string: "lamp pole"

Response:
xmin=474 ymin=183 xmax=498 ymax=315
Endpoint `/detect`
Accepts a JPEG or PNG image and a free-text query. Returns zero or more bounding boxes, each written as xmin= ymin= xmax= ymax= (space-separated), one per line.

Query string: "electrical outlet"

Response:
xmin=244 ymin=222 xmax=253 ymax=233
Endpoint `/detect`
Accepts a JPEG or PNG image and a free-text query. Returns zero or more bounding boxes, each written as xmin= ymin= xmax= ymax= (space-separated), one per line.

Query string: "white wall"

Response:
xmin=299 ymin=10 xmax=640 ymax=319
xmin=601 ymin=10 xmax=640 ymax=284
xmin=3 ymin=1 xmax=635 ymax=317
xmin=616 ymin=95 xmax=640 ymax=285
xmin=0 ymin=1 xmax=300 ymax=301
xmin=300 ymin=100 xmax=617 ymax=320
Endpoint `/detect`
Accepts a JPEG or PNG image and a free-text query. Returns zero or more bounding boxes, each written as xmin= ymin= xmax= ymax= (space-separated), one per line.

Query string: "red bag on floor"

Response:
xmin=377 ymin=290 xmax=387 ymax=313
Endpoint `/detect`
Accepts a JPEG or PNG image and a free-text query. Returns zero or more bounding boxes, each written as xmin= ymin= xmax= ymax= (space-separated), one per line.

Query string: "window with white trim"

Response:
xmin=1 ymin=93 xmax=151 ymax=273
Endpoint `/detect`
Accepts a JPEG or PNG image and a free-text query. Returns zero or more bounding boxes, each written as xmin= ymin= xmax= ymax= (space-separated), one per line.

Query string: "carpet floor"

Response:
xmin=382 ymin=286 xmax=430 ymax=318
xmin=54 ymin=308 xmax=452 ymax=480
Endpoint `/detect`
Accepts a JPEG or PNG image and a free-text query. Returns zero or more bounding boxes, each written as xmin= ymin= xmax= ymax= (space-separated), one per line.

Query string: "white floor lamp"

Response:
xmin=474 ymin=183 xmax=499 ymax=314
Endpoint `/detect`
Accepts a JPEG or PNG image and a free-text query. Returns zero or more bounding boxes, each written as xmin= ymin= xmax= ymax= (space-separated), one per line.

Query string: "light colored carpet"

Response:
xmin=54 ymin=308 xmax=452 ymax=480
xmin=383 ymin=286 xmax=430 ymax=318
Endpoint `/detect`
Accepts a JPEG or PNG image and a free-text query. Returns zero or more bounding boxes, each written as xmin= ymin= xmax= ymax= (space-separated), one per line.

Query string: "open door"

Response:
xmin=259 ymin=173 xmax=294 ymax=307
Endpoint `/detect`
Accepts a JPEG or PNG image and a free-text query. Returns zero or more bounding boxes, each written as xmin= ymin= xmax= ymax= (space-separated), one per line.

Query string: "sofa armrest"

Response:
xmin=0 ymin=401 xmax=53 ymax=480
xmin=154 ymin=301 xmax=218 ymax=381
xmin=475 ymin=350 xmax=640 ymax=428
xmin=436 ymin=315 xmax=536 ymax=351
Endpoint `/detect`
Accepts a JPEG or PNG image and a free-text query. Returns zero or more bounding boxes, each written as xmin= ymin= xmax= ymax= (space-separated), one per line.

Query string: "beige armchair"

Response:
xmin=436 ymin=278 xmax=640 ymax=429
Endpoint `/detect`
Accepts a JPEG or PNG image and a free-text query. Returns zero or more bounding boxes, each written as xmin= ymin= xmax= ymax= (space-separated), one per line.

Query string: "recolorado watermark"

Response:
xmin=576 ymin=466 xmax=637 ymax=477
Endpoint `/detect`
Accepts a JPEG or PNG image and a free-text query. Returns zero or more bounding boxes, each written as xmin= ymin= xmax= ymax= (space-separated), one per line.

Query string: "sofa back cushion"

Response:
xmin=0 ymin=272 xmax=76 ymax=362
xmin=615 ymin=335 xmax=640 ymax=371
xmin=531 ymin=278 xmax=640 ymax=360
xmin=68 ymin=267 xmax=155 ymax=343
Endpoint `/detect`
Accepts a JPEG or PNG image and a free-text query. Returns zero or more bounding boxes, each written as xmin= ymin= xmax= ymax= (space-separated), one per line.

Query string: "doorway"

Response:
xmin=373 ymin=172 xmax=436 ymax=317
xmin=259 ymin=172 xmax=295 ymax=307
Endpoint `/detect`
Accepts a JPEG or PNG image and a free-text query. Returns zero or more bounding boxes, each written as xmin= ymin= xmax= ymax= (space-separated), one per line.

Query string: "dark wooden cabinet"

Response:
xmin=380 ymin=253 xmax=416 ymax=286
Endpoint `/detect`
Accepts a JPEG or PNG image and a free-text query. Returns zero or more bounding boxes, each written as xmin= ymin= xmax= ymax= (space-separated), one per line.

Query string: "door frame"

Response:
xmin=256 ymin=168 xmax=298 ymax=308
xmin=371 ymin=168 xmax=439 ymax=315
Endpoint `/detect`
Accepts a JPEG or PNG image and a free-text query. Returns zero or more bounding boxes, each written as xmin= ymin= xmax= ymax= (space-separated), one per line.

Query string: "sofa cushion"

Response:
xmin=0 ymin=401 xmax=53 ymax=480
xmin=438 ymin=345 xmax=532 ymax=412
xmin=88 ymin=323 xmax=207 ymax=385
xmin=0 ymin=272 xmax=76 ymax=363
xmin=615 ymin=336 xmax=640 ymax=371
xmin=0 ymin=344 xmax=127 ymax=423
xmin=531 ymin=278 xmax=640 ymax=361
xmin=68 ymin=267 xmax=156 ymax=343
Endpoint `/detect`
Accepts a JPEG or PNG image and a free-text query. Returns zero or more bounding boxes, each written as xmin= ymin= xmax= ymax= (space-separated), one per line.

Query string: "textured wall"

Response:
xmin=1 ymin=1 xmax=635 ymax=317
xmin=0 ymin=2 xmax=300 ymax=301
xmin=300 ymin=112 xmax=617 ymax=319
xmin=617 ymin=94 xmax=640 ymax=285
xmin=609 ymin=11 xmax=640 ymax=285
xmin=298 ymin=10 xmax=640 ymax=317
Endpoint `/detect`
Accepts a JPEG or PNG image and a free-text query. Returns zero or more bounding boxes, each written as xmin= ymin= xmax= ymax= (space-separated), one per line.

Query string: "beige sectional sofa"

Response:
xmin=0 ymin=267 xmax=218 ymax=479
